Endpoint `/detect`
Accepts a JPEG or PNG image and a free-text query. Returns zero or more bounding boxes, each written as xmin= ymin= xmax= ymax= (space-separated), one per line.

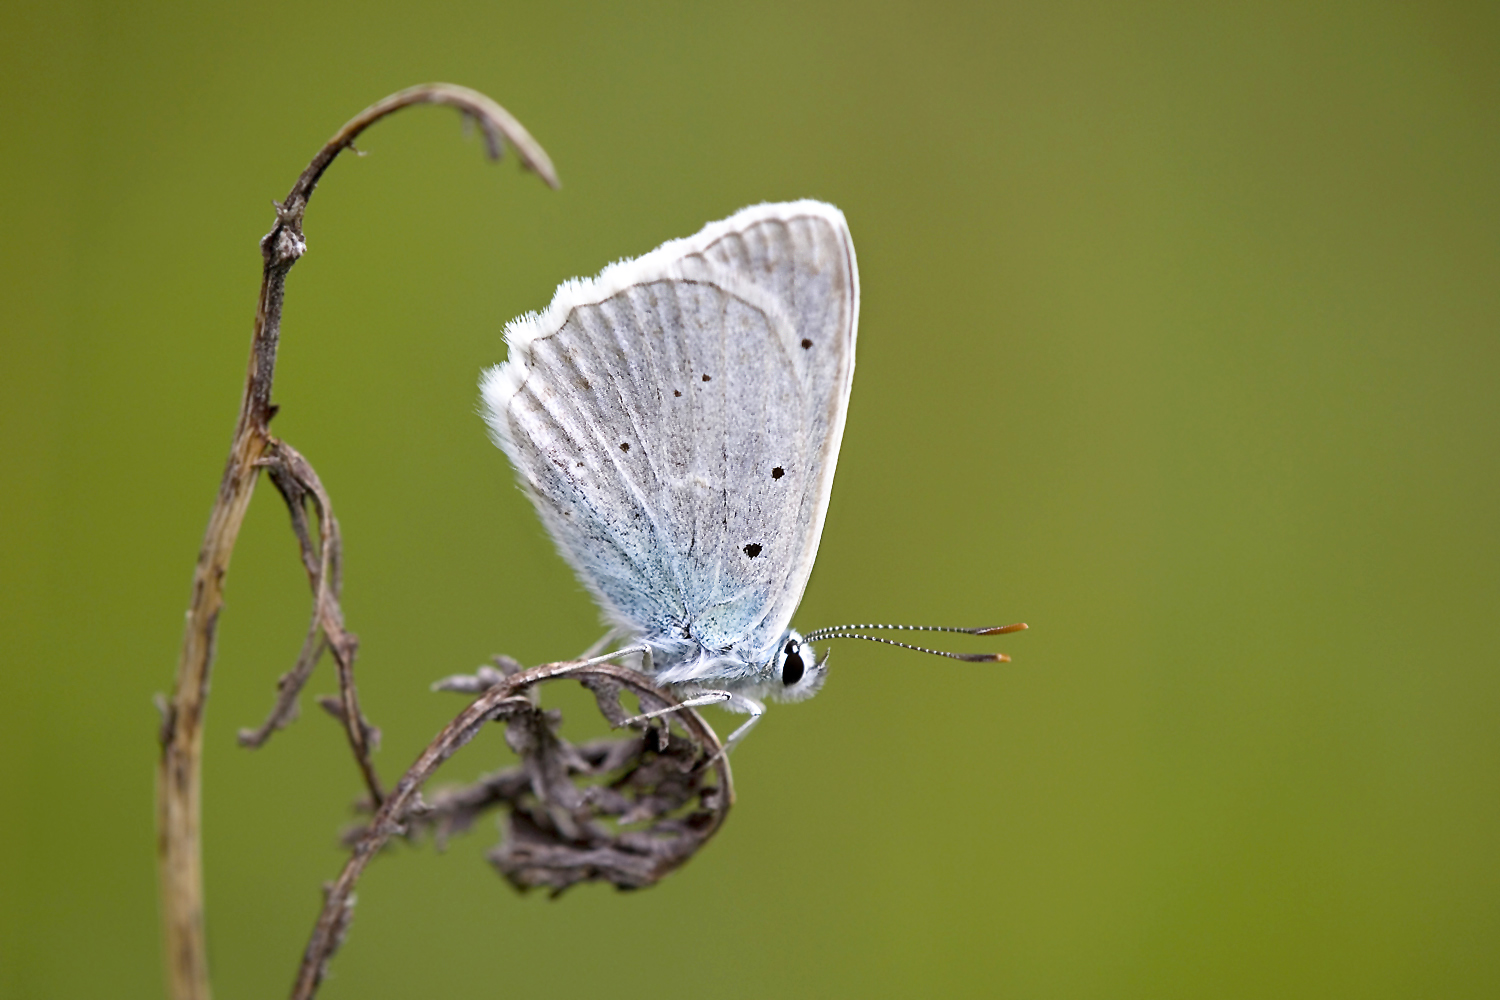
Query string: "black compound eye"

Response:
xmin=781 ymin=641 xmax=805 ymax=686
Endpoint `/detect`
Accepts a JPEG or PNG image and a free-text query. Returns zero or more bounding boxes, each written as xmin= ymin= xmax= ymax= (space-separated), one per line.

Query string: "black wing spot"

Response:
xmin=771 ymin=466 xmax=784 ymax=479
xmin=619 ymin=442 xmax=630 ymax=452
xmin=743 ymin=543 xmax=762 ymax=558
xmin=702 ymin=373 xmax=712 ymax=382
xmin=673 ymin=389 xmax=682 ymax=397
xmin=801 ymin=338 xmax=813 ymax=349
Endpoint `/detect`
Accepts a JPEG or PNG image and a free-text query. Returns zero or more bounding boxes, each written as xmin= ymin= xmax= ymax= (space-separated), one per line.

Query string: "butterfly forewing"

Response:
xmin=484 ymin=202 xmax=857 ymax=673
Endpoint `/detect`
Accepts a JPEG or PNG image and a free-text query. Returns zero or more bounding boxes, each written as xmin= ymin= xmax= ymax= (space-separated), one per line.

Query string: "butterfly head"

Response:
xmin=768 ymin=630 xmax=829 ymax=703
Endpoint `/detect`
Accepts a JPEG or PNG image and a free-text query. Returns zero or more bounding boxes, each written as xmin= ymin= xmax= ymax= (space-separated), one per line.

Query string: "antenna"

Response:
xmin=801 ymin=622 xmax=1028 ymax=662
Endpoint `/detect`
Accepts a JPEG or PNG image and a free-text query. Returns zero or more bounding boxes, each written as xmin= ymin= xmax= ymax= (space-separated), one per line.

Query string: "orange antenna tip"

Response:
xmin=977 ymin=622 xmax=1028 ymax=635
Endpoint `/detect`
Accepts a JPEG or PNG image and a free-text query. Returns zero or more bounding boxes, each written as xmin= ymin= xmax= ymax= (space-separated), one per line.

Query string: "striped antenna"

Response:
xmin=801 ymin=622 xmax=1027 ymax=662
xmin=803 ymin=622 xmax=1027 ymax=642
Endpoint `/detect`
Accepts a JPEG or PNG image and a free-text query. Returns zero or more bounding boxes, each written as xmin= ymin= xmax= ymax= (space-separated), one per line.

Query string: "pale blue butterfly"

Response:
xmin=481 ymin=201 xmax=1022 ymax=751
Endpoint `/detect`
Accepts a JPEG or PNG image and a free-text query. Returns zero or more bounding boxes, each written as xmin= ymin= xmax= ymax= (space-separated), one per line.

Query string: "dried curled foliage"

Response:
xmin=368 ymin=658 xmax=734 ymax=895
xmin=299 ymin=659 xmax=732 ymax=997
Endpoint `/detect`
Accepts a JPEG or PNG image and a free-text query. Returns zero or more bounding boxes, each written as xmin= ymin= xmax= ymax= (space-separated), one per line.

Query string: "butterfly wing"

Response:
xmin=481 ymin=201 xmax=858 ymax=672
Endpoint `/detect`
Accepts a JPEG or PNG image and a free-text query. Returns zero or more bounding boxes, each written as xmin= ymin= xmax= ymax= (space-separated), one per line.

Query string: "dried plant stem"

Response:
xmin=156 ymin=84 xmax=557 ymax=1000
xmin=249 ymin=441 xmax=382 ymax=798
xmin=290 ymin=660 xmax=732 ymax=1000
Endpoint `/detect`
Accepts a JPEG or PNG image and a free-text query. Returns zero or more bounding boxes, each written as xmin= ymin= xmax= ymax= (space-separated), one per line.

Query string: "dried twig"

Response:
xmin=240 ymin=441 xmax=383 ymax=804
xmin=290 ymin=660 xmax=733 ymax=1000
xmin=156 ymin=84 xmax=557 ymax=1000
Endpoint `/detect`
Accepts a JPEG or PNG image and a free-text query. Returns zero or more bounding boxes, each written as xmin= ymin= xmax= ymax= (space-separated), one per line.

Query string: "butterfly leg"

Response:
xmin=620 ymin=691 xmax=764 ymax=759
xmin=565 ymin=643 xmax=650 ymax=671
xmin=712 ymin=695 xmax=766 ymax=758
xmin=618 ymin=690 xmax=732 ymax=728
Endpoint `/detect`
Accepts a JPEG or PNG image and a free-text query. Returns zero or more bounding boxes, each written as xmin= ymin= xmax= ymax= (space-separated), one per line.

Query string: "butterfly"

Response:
xmin=481 ymin=201 xmax=1022 ymax=751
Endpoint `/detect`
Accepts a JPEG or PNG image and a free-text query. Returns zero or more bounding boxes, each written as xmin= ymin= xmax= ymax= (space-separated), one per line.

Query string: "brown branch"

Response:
xmin=156 ymin=84 xmax=556 ymax=1000
xmin=239 ymin=441 xmax=384 ymax=806
xmin=235 ymin=447 xmax=332 ymax=748
xmin=290 ymin=660 xmax=732 ymax=1000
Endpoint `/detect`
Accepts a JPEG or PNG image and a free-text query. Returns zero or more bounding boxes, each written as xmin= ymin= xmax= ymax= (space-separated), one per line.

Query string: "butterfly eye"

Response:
xmin=781 ymin=641 xmax=805 ymax=686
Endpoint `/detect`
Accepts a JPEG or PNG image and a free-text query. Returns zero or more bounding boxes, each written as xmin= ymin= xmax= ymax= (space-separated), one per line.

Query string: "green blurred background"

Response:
xmin=3 ymin=2 xmax=1497 ymax=997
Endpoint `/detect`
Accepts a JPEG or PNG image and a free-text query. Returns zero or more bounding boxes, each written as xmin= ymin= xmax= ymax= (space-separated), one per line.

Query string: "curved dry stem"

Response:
xmin=289 ymin=661 xmax=732 ymax=1000
xmin=156 ymin=84 xmax=555 ymax=1000
xmin=289 ymin=83 xmax=559 ymax=209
